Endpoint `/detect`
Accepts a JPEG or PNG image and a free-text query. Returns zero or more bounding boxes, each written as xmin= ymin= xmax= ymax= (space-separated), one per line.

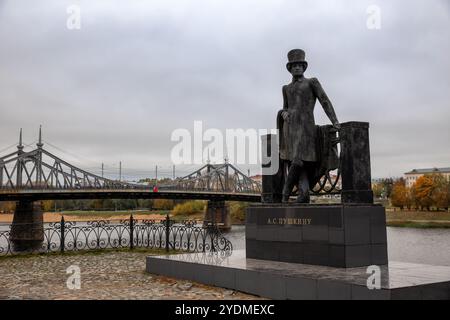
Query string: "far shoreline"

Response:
xmin=1 ymin=209 xmax=450 ymax=229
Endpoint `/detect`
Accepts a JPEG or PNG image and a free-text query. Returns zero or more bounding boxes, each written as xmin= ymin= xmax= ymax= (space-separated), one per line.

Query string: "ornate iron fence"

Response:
xmin=0 ymin=215 xmax=233 ymax=256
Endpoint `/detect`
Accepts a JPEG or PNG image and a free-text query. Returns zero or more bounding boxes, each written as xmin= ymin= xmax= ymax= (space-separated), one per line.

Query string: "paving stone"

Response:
xmin=0 ymin=251 xmax=261 ymax=300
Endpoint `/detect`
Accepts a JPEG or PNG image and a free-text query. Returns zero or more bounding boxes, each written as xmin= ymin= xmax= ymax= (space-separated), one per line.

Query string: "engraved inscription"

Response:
xmin=266 ymin=218 xmax=312 ymax=225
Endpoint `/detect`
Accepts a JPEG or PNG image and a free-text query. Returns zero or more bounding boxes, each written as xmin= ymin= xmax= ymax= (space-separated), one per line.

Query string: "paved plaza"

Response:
xmin=0 ymin=250 xmax=260 ymax=300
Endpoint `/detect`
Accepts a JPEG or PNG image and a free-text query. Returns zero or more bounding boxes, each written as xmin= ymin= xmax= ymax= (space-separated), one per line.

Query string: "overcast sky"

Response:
xmin=0 ymin=0 xmax=449 ymax=180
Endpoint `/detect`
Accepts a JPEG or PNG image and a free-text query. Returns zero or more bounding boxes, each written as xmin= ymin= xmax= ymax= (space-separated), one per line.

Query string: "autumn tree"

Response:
xmin=42 ymin=200 xmax=55 ymax=212
xmin=372 ymin=182 xmax=384 ymax=199
xmin=0 ymin=201 xmax=16 ymax=213
xmin=430 ymin=174 xmax=450 ymax=210
xmin=390 ymin=179 xmax=408 ymax=209
xmin=153 ymin=199 xmax=175 ymax=210
xmin=405 ymin=186 xmax=414 ymax=210
xmin=90 ymin=199 xmax=104 ymax=210
xmin=413 ymin=175 xmax=434 ymax=210
xmin=377 ymin=178 xmax=394 ymax=199
xmin=137 ymin=199 xmax=153 ymax=210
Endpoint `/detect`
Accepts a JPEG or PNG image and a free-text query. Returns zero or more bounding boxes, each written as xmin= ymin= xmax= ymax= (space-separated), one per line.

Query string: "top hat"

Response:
xmin=286 ymin=49 xmax=308 ymax=71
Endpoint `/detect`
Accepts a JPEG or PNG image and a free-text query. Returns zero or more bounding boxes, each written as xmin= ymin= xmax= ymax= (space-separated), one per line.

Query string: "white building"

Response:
xmin=404 ymin=167 xmax=450 ymax=188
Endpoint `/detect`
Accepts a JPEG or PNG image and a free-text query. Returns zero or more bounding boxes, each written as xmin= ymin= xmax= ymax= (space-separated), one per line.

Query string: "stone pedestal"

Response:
xmin=246 ymin=204 xmax=388 ymax=268
xmin=203 ymin=200 xmax=231 ymax=231
xmin=340 ymin=122 xmax=374 ymax=204
xmin=9 ymin=200 xmax=44 ymax=252
xmin=146 ymin=251 xmax=450 ymax=300
xmin=261 ymin=134 xmax=283 ymax=203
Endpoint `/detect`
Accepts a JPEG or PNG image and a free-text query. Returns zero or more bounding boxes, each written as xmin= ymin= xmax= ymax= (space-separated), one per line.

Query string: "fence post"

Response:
xmin=130 ymin=214 xmax=134 ymax=250
xmin=211 ymin=226 xmax=216 ymax=252
xmin=60 ymin=216 xmax=65 ymax=253
xmin=165 ymin=214 xmax=170 ymax=252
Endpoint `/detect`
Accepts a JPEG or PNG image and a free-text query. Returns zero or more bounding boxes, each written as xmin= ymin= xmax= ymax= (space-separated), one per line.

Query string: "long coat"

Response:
xmin=277 ymin=77 xmax=338 ymax=163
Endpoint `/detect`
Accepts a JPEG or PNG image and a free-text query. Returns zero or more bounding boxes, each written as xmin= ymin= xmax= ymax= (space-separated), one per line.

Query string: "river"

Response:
xmin=226 ymin=226 xmax=450 ymax=266
xmin=1 ymin=223 xmax=449 ymax=266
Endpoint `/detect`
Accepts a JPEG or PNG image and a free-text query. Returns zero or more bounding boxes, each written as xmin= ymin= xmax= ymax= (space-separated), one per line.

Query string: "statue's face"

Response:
xmin=290 ymin=63 xmax=305 ymax=77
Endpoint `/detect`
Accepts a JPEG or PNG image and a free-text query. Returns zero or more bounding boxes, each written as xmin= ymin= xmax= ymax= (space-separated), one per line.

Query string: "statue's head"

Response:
xmin=286 ymin=49 xmax=308 ymax=76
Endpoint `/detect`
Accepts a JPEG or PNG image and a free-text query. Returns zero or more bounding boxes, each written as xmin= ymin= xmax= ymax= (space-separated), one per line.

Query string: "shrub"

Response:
xmin=229 ymin=201 xmax=249 ymax=223
xmin=153 ymin=199 xmax=175 ymax=210
xmin=172 ymin=201 xmax=205 ymax=216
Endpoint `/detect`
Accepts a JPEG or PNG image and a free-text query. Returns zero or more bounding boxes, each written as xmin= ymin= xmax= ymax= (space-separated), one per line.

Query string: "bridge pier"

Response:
xmin=203 ymin=200 xmax=231 ymax=231
xmin=10 ymin=200 xmax=44 ymax=252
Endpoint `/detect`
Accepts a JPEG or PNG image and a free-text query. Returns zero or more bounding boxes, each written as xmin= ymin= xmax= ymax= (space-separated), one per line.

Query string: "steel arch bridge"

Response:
xmin=0 ymin=129 xmax=261 ymax=202
xmin=164 ymin=163 xmax=261 ymax=194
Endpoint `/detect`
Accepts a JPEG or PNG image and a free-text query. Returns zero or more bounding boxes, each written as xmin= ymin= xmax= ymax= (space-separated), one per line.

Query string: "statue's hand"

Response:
xmin=281 ymin=111 xmax=290 ymax=122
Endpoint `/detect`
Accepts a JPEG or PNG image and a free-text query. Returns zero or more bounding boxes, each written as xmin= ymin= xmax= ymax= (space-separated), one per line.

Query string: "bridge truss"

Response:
xmin=168 ymin=163 xmax=261 ymax=194
xmin=0 ymin=129 xmax=261 ymax=195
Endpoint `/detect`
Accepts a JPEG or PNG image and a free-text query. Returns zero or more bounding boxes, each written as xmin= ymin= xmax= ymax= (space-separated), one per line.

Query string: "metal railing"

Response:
xmin=0 ymin=215 xmax=233 ymax=256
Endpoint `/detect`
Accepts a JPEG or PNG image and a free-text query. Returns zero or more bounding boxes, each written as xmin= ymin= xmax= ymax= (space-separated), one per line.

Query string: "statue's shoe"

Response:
xmin=295 ymin=193 xmax=310 ymax=204
xmin=281 ymin=194 xmax=290 ymax=203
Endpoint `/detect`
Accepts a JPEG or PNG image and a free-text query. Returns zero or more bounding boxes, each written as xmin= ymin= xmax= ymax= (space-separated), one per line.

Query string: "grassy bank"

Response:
xmin=0 ymin=210 xmax=173 ymax=223
xmin=386 ymin=209 xmax=450 ymax=220
xmin=387 ymin=220 xmax=450 ymax=228
xmin=386 ymin=209 xmax=450 ymax=228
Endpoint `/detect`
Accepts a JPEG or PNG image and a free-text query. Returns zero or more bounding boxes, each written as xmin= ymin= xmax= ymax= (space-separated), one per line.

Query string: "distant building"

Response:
xmin=404 ymin=167 xmax=450 ymax=188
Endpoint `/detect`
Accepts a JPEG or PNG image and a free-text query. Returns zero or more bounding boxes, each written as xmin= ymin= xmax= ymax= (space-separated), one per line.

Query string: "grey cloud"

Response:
xmin=0 ymin=0 xmax=449 ymax=179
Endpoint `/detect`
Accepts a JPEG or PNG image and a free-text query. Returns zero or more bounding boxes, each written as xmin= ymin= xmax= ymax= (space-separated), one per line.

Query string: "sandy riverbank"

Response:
xmin=0 ymin=212 xmax=168 ymax=223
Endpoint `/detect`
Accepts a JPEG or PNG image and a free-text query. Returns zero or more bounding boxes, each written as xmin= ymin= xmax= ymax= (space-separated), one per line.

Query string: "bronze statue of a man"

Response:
xmin=278 ymin=49 xmax=340 ymax=203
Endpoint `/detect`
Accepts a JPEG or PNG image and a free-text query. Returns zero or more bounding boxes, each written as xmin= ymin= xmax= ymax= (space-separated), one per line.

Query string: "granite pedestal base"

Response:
xmin=146 ymin=250 xmax=450 ymax=300
xmin=246 ymin=204 xmax=388 ymax=268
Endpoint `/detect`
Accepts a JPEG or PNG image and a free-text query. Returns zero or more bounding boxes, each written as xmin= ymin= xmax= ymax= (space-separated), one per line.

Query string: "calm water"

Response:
xmin=226 ymin=226 xmax=450 ymax=266
xmin=2 ymin=223 xmax=450 ymax=266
